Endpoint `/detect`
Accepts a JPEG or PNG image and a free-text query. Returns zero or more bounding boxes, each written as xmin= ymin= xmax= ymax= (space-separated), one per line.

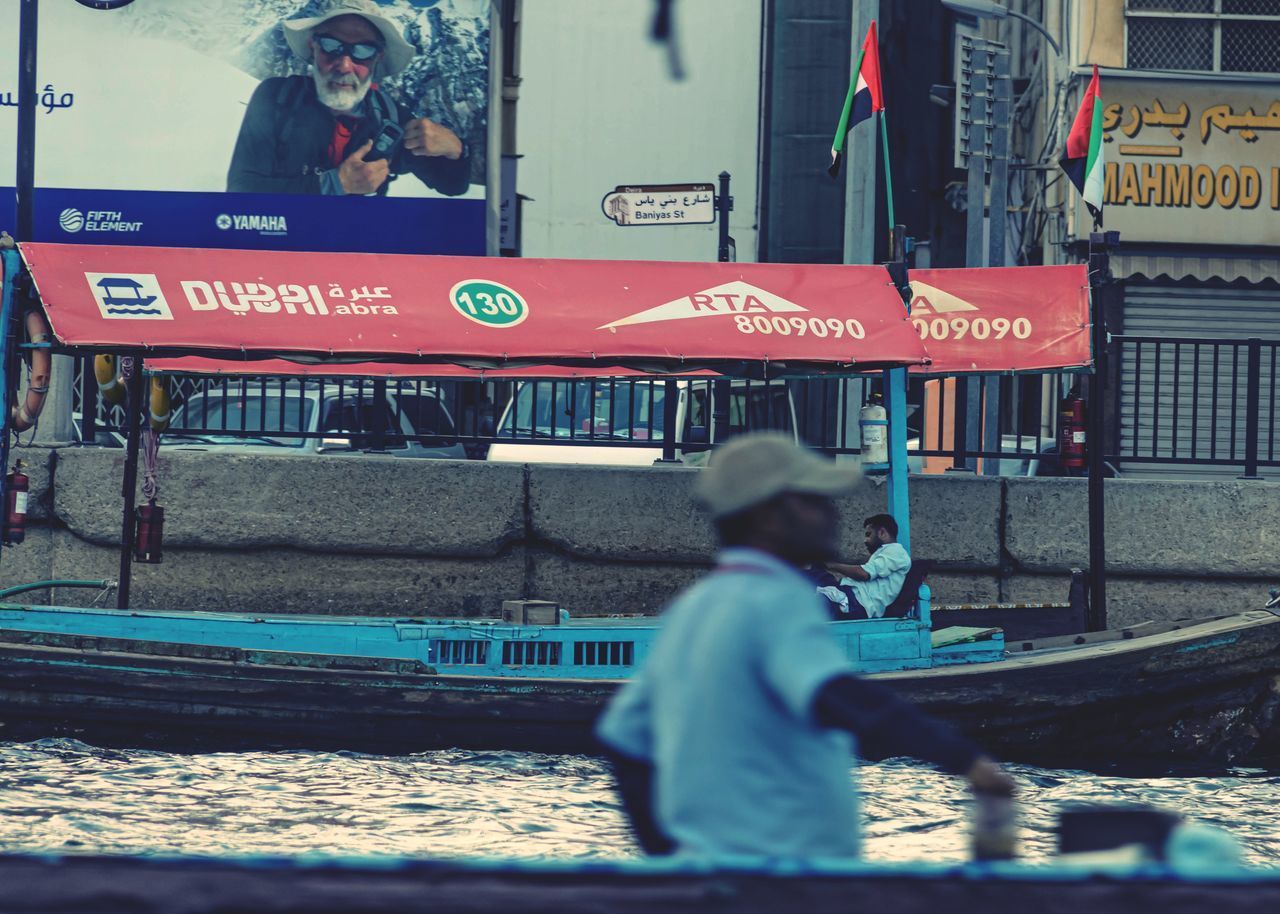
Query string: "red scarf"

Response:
xmin=327 ymin=115 xmax=360 ymax=167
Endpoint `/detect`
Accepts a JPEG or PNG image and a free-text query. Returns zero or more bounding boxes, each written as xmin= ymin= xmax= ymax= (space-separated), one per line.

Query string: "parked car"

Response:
xmin=165 ymin=382 xmax=466 ymax=459
xmin=905 ymin=435 xmax=1063 ymax=477
xmin=486 ymin=378 xmax=798 ymax=466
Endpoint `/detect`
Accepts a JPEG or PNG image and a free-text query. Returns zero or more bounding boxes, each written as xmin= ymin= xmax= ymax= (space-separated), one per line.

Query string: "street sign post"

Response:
xmin=601 ymin=183 xmax=716 ymax=226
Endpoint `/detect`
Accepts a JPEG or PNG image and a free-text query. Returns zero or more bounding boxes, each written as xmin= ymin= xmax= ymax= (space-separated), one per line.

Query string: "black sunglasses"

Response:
xmin=315 ymin=35 xmax=383 ymax=62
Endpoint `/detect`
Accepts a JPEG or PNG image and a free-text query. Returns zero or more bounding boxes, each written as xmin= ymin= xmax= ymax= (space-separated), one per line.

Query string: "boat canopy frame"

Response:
xmin=0 ymin=242 xmax=1098 ymax=617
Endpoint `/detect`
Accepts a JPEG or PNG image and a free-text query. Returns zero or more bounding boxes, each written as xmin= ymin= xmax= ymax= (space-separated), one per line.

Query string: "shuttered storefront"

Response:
xmin=1118 ymin=278 xmax=1280 ymax=480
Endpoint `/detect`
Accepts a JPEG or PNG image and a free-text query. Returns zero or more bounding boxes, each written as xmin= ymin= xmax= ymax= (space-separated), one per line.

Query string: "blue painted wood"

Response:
xmin=886 ymin=366 xmax=911 ymax=553
xmin=0 ymin=603 xmax=1004 ymax=678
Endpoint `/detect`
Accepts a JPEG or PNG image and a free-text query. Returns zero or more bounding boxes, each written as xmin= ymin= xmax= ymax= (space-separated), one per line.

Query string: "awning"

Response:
xmin=1111 ymin=252 xmax=1280 ymax=286
xmin=19 ymin=243 xmax=926 ymax=376
xmin=155 ymin=259 xmax=1095 ymax=378
xmin=908 ymin=264 xmax=1091 ymax=374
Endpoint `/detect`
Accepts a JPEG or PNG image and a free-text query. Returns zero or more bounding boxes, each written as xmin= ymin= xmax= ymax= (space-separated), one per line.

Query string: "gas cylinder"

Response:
xmin=860 ymin=394 xmax=888 ymax=467
xmin=3 ymin=460 xmax=29 ymax=546
xmin=134 ymin=501 xmax=165 ymax=564
xmin=1059 ymin=393 xmax=1087 ymax=471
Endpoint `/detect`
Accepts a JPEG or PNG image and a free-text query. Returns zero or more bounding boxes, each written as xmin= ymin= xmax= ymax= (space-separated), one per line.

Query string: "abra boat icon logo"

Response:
xmin=84 ymin=273 xmax=174 ymax=321
xmin=598 ymin=281 xmax=805 ymax=330
xmin=908 ymin=282 xmax=979 ymax=315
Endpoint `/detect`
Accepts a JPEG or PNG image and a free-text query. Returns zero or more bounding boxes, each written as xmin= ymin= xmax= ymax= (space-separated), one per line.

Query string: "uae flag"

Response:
xmin=828 ymin=21 xmax=884 ymax=179
xmin=1059 ymin=65 xmax=1105 ymax=224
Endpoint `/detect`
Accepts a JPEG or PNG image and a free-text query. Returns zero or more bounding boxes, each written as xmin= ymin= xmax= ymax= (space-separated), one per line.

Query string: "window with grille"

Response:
xmin=572 ymin=641 xmax=635 ymax=666
xmin=501 ymin=641 xmax=562 ymax=666
xmin=432 ymin=640 xmax=488 ymax=665
xmin=1125 ymin=0 xmax=1280 ymax=75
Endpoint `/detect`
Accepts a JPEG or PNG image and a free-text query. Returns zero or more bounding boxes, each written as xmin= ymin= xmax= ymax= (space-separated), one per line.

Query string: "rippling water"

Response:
xmin=0 ymin=740 xmax=1276 ymax=865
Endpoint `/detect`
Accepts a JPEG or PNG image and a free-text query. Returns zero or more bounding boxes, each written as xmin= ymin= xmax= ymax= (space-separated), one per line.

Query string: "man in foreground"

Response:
xmin=227 ymin=0 xmax=470 ymax=196
xmin=597 ymin=433 xmax=1014 ymax=858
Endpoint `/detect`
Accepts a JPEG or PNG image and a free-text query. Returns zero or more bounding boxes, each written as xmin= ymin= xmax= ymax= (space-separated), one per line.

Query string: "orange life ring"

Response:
xmin=11 ymin=310 xmax=51 ymax=432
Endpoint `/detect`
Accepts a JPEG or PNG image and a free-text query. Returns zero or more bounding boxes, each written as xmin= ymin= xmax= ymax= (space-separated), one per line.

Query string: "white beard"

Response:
xmin=312 ymin=66 xmax=372 ymax=114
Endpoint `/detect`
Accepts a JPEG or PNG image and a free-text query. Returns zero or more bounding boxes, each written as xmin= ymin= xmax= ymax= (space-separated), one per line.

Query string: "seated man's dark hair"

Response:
xmin=863 ymin=513 xmax=898 ymax=539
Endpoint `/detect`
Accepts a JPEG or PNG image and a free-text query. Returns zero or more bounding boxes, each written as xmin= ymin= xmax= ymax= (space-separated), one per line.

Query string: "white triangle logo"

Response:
xmin=909 ymin=281 xmax=979 ymax=315
xmin=599 ymin=280 xmax=807 ymax=330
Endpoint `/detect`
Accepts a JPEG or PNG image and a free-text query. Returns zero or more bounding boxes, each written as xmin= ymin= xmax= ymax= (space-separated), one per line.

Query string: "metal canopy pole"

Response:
xmin=885 ymin=228 xmax=912 ymax=552
xmin=0 ymin=252 xmax=23 ymax=576
xmin=1086 ymin=233 xmax=1115 ymax=631
xmin=117 ymin=360 xmax=145 ymax=610
xmin=16 ymin=0 xmax=38 ymax=244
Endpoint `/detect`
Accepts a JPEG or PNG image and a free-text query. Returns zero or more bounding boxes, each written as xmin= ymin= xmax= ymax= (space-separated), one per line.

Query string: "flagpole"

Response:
xmin=878 ymin=108 xmax=895 ymax=250
xmin=831 ymin=48 xmax=867 ymax=169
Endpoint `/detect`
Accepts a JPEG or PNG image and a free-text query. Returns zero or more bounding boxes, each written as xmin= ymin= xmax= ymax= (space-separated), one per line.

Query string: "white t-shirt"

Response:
xmin=597 ymin=547 xmax=860 ymax=859
xmin=848 ymin=542 xmax=912 ymax=618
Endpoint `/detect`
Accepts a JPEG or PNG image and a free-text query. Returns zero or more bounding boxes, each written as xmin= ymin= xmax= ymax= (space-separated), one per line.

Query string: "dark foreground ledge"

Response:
xmin=1 ymin=851 xmax=1278 ymax=914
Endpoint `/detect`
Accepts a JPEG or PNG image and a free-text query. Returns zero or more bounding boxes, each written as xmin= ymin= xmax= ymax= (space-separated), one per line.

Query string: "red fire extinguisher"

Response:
xmin=1059 ymin=392 xmax=1087 ymax=471
xmin=134 ymin=500 xmax=165 ymax=564
xmin=3 ymin=460 xmax=28 ymax=546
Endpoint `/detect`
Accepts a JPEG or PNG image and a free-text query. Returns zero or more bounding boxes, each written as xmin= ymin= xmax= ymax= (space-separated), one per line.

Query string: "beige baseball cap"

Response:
xmin=694 ymin=432 xmax=862 ymax=520
xmin=283 ymin=0 xmax=417 ymax=77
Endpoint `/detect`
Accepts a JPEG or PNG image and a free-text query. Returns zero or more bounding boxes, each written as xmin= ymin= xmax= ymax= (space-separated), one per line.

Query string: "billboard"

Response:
xmin=2 ymin=0 xmax=491 ymax=255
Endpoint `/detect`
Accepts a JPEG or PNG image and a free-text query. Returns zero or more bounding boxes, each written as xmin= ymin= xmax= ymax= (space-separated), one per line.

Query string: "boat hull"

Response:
xmin=1 ymin=611 xmax=1279 ymax=768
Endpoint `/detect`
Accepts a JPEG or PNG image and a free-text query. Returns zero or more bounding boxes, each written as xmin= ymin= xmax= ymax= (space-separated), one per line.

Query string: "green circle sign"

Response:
xmin=449 ymin=279 xmax=529 ymax=328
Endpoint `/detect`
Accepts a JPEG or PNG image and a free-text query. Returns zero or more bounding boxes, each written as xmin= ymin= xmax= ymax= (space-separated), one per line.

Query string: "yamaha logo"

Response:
xmin=217 ymin=213 xmax=289 ymax=235
xmin=84 ymin=273 xmax=174 ymax=321
xmin=59 ymin=208 xmax=85 ymax=233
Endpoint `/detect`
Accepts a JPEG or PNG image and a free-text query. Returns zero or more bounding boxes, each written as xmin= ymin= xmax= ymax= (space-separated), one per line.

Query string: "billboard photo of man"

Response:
xmin=227 ymin=0 xmax=471 ymax=197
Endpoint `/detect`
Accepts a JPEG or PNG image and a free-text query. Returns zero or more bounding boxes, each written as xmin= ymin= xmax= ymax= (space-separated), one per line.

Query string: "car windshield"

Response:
xmin=173 ymin=394 xmax=315 ymax=448
xmin=498 ymin=380 xmax=666 ymax=440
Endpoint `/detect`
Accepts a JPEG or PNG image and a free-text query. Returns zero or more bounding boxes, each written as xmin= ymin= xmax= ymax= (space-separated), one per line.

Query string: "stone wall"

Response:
xmin=2 ymin=446 xmax=1276 ymax=626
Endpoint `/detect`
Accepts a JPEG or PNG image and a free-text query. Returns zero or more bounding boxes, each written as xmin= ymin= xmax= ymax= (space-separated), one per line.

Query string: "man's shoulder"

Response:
xmin=880 ymin=542 xmax=912 ymax=568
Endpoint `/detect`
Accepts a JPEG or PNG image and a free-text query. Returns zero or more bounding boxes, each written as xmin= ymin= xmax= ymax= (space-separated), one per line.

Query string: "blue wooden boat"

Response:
xmin=0 ymin=603 xmax=1277 ymax=768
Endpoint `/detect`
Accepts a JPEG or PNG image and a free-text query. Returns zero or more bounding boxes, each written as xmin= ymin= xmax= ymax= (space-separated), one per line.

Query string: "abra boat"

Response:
xmin=2 ymin=244 xmax=1275 ymax=768
xmin=0 ymin=606 xmax=1277 ymax=767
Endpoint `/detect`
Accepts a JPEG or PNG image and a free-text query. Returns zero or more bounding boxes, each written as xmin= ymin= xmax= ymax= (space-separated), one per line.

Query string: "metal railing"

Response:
xmin=67 ymin=335 xmax=1280 ymax=477
xmin=1111 ymin=334 xmax=1280 ymax=478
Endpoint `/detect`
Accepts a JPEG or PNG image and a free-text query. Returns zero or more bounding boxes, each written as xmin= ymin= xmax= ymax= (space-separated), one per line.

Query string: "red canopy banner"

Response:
xmin=19 ymin=243 xmax=925 ymax=375
xmin=908 ymin=265 xmax=1091 ymax=374
xmin=152 ymin=264 xmax=1092 ymax=378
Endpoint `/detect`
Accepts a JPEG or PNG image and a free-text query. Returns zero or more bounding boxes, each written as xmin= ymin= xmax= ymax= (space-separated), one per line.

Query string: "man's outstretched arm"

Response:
xmin=814 ymin=673 xmax=1015 ymax=794
xmin=601 ymin=746 xmax=676 ymax=855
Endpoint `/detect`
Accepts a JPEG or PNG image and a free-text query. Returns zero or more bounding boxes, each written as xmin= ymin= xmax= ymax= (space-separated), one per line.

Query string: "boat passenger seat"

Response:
xmin=882 ymin=559 xmax=933 ymax=619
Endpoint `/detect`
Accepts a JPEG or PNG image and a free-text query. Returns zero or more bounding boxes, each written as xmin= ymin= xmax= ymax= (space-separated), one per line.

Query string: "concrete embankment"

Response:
xmin=2 ymin=447 xmax=1275 ymax=626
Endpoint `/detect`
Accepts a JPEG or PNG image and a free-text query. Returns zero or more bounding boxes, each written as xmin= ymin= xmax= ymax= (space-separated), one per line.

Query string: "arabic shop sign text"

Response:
xmin=1093 ymin=78 xmax=1280 ymax=246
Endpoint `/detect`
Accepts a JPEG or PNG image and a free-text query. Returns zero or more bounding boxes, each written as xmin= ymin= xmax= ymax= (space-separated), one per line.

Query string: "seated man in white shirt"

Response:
xmin=822 ymin=513 xmax=912 ymax=619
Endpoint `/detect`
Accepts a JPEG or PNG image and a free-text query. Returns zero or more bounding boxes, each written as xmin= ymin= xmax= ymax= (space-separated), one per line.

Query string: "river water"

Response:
xmin=0 ymin=739 xmax=1276 ymax=865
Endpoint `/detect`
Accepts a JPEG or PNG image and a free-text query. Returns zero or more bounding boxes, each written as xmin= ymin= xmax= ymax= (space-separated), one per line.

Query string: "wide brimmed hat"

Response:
xmin=695 ymin=432 xmax=862 ymax=520
xmin=283 ymin=0 xmax=416 ymax=76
